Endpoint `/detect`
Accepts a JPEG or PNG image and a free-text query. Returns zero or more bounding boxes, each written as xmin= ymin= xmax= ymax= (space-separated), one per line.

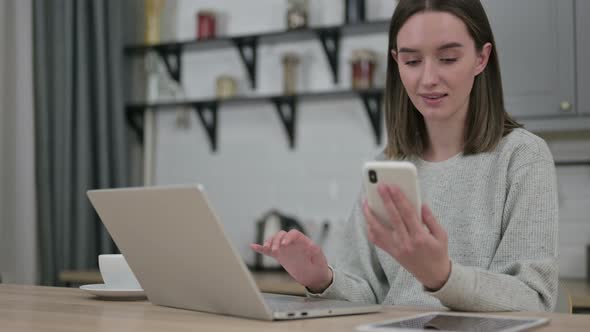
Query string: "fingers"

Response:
xmin=283 ymin=230 xmax=318 ymax=256
xmin=250 ymin=242 xmax=272 ymax=257
xmin=250 ymin=229 xmax=311 ymax=258
xmin=363 ymin=200 xmax=396 ymax=252
xmin=249 ymin=243 xmax=264 ymax=253
xmin=421 ymin=204 xmax=447 ymax=240
xmin=282 ymin=229 xmax=307 ymax=246
xmin=387 ymin=186 xmax=422 ymax=236
xmin=378 ymin=184 xmax=409 ymax=239
xmin=270 ymin=231 xmax=287 ymax=255
xmin=363 ymin=200 xmax=384 ymax=233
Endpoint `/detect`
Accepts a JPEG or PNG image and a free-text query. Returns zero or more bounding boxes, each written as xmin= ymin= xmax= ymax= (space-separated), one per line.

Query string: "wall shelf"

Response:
xmin=126 ymin=88 xmax=384 ymax=151
xmin=124 ymin=20 xmax=392 ymax=151
xmin=124 ymin=20 xmax=390 ymax=88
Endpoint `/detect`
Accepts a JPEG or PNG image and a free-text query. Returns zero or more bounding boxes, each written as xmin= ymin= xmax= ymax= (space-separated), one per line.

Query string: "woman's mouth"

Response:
xmin=420 ymin=93 xmax=448 ymax=107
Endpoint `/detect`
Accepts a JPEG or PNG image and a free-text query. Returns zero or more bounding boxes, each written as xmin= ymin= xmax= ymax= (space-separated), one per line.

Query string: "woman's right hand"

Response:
xmin=250 ymin=229 xmax=333 ymax=293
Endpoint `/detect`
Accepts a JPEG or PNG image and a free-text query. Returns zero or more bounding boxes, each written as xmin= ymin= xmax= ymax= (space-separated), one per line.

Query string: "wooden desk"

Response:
xmin=59 ymin=270 xmax=306 ymax=296
xmin=1 ymin=285 xmax=589 ymax=331
xmin=60 ymin=270 xmax=590 ymax=311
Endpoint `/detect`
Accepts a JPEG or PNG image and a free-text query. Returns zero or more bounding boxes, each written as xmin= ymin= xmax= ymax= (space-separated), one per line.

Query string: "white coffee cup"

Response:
xmin=98 ymin=254 xmax=142 ymax=290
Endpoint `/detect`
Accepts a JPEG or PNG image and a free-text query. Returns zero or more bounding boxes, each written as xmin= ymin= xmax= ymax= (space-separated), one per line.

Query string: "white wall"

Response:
xmin=0 ymin=0 xmax=37 ymax=284
xmin=151 ymin=0 xmax=590 ymax=278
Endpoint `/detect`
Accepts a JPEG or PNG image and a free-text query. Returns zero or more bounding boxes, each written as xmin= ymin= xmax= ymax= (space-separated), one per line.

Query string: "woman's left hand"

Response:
xmin=362 ymin=184 xmax=451 ymax=291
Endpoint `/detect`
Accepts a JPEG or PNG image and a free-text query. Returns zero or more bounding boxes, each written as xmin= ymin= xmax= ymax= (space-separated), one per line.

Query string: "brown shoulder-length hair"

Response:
xmin=384 ymin=0 xmax=521 ymax=159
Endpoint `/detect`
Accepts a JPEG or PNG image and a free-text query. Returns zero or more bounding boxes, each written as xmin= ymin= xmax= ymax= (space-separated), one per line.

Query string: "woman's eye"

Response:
xmin=440 ymin=58 xmax=458 ymax=63
xmin=405 ymin=60 xmax=421 ymax=66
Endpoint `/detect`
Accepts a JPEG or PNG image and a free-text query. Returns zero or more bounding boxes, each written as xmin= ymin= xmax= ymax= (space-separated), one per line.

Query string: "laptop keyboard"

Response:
xmin=263 ymin=293 xmax=357 ymax=312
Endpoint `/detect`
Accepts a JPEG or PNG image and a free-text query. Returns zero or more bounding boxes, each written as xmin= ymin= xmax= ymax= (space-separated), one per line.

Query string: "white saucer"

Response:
xmin=80 ymin=284 xmax=147 ymax=300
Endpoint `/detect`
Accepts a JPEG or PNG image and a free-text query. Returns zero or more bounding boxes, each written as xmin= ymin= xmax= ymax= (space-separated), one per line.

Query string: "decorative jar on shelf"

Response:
xmin=282 ymin=53 xmax=301 ymax=95
xmin=144 ymin=0 xmax=164 ymax=44
xmin=286 ymin=0 xmax=308 ymax=30
xmin=350 ymin=49 xmax=377 ymax=90
xmin=215 ymin=75 xmax=237 ymax=99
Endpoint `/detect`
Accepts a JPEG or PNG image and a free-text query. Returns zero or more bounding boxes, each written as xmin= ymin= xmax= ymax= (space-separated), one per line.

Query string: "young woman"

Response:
xmin=251 ymin=0 xmax=558 ymax=312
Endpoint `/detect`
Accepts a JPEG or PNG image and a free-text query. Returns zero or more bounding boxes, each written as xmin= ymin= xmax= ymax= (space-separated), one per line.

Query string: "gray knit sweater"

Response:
xmin=310 ymin=128 xmax=559 ymax=312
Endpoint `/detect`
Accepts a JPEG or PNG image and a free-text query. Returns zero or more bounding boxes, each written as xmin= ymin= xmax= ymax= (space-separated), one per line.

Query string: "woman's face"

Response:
xmin=393 ymin=11 xmax=491 ymax=125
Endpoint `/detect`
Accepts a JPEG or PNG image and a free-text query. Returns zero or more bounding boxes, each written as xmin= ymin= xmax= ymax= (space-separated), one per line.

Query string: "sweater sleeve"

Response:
xmin=426 ymin=158 xmax=559 ymax=312
xmin=307 ymin=188 xmax=390 ymax=304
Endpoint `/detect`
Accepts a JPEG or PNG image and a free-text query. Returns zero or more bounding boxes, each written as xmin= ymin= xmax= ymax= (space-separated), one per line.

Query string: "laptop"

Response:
xmin=87 ymin=184 xmax=382 ymax=320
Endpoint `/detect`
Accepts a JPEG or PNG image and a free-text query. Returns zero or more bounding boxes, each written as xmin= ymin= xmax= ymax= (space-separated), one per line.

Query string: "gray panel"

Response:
xmin=482 ymin=0 xmax=575 ymax=117
xmin=577 ymin=0 xmax=590 ymax=114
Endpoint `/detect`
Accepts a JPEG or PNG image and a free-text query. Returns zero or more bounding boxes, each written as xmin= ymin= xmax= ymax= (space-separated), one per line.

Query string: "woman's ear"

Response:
xmin=474 ymin=42 xmax=492 ymax=76
xmin=391 ymin=49 xmax=398 ymax=63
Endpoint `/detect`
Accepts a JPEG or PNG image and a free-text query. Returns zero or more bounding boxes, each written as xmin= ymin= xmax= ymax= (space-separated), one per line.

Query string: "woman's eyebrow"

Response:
xmin=398 ymin=47 xmax=419 ymax=53
xmin=438 ymin=42 xmax=463 ymax=50
xmin=397 ymin=42 xmax=464 ymax=53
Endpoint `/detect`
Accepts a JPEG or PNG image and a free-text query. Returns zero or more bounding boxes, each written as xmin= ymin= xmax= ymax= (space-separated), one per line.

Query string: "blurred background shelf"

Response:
xmin=124 ymin=20 xmax=389 ymax=88
xmin=126 ymin=88 xmax=384 ymax=150
xmin=125 ymin=19 xmax=390 ymax=54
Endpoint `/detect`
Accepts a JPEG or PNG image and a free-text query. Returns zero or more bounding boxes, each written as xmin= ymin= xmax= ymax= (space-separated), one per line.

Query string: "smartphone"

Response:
xmin=363 ymin=161 xmax=422 ymax=227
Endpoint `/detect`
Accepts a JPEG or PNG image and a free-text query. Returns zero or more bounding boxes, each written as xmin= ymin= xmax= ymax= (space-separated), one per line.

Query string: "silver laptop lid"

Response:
xmin=87 ymin=184 xmax=274 ymax=320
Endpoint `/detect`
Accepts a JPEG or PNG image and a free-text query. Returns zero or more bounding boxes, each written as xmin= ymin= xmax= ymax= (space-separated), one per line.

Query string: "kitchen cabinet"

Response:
xmin=483 ymin=0 xmax=576 ymax=118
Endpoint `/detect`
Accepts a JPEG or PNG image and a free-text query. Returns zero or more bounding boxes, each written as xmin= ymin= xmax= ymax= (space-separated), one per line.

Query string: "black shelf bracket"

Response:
xmin=192 ymin=102 xmax=219 ymax=152
xmin=315 ymin=28 xmax=341 ymax=83
xmin=155 ymin=45 xmax=183 ymax=84
xmin=358 ymin=91 xmax=383 ymax=145
xmin=271 ymin=96 xmax=298 ymax=149
xmin=232 ymin=36 xmax=258 ymax=89
xmin=126 ymin=107 xmax=145 ymax=142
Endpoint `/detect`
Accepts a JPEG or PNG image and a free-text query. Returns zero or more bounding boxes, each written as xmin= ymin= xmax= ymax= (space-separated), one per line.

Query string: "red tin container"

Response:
xmin=197 ymin=10 xmax=216 ymax=40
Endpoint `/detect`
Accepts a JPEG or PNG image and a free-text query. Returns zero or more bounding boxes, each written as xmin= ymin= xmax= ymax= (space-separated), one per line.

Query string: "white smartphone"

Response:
xmin=363 ymin=161 xmax=422 ymax=227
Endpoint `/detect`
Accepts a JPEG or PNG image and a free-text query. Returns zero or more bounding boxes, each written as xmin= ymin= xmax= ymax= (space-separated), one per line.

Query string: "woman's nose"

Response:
xmin=420 ymin=60 xmax=440 ymax=87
